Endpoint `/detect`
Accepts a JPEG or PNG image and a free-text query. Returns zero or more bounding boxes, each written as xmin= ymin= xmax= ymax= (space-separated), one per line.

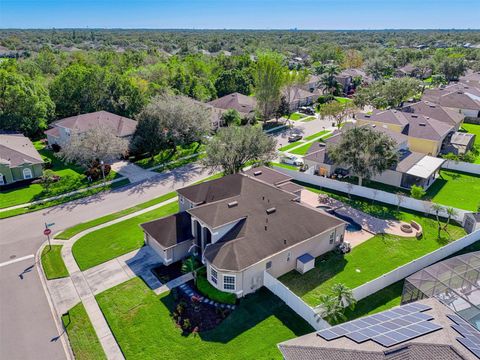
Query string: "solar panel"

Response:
xmin=447 ymin=314 xmax=480 ymax=358
xmin=317 ymin=303 xmax=442 ymax=348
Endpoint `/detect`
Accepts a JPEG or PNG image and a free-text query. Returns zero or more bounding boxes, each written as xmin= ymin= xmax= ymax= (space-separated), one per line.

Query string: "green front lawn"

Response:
xmin=56 ymin=192 xmax=177 ymax=240
xmin=426 ymin=170 xmax=480 ymax=211
xmin=271 ymin=162 xmax=300 ymax=171
xmin=334 ymin=97 xmax=353 ymax=104
xmin=96 ymin=278 xmax=313 ymax=360
xmin=0 ymin=142 xmax=120 ymax=209
xmin=72 ymin=202 xmax=179 ymax=270
xmin=280 ymin=183 xmax=466 ymax=307
xmin=289 ymin=113 xmax=306 ymax=121
xmin=290 ymin=142 xmax=314 ymax=155
xmin=41 ymin=245 xmax=69 ymax=280
xmin=302 ymin=116 xmax=317 ymax=122
xmin=278 ymin=141 xmax=305 ymax=152
xmin=62 ymin=302 xmax=106 ymax=360
xmin=134 ymin=142 xmax=205 ymax=169
xmin=304 ymin=130 xmax=329 ymax=141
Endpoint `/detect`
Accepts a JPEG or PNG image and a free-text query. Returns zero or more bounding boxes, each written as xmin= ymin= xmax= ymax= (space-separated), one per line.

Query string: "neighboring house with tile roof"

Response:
xmin=0 ymin=133 xmax=44 ymax=186
xmin=278 ymin=298 xmax=480 ymax=360
xmin=140 ymin=169 xmax=346 ymax=298
xmin=395 ymin=64 xmax=432 ymax=79
xmin=303 ymin=124 xmax=445 ymax=190
xmin=356 ymin=110 xmax=455 ymax=155
xmin=44 ymin=110 xmax=137 ymax=147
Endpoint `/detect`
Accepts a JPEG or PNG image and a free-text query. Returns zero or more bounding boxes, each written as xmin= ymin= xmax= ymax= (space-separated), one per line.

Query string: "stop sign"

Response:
xmin=43 ymin=228 xmax=52 ymax=236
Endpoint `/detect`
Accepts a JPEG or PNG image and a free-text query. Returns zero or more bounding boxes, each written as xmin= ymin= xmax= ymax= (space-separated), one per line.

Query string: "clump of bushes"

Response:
xmin=195 ymin=267 xmax=237 ymax=305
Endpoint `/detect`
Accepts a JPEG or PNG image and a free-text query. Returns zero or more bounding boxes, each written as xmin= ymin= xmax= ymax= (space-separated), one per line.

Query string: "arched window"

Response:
xmin=23 ymin=168 xmax=33 ymax=179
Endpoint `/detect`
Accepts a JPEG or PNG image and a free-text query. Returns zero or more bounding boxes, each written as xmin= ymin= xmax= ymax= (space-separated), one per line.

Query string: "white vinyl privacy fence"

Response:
xmin=263 ymin=271 xmax=330 ymax=330
xmin=273 ymin=167 xmax=470 ymax=223
xmin=352 ymin=229 xmax=480 ymax=301
xmin=442 ymin=160 xmax=480 ymax=175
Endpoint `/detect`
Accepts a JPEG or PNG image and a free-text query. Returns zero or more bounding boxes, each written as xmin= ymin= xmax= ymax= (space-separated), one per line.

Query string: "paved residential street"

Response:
xmin=0 ymin=120 xmax=328 ymax=360
xmin=0 ymin=260 xmax=67 ymax=360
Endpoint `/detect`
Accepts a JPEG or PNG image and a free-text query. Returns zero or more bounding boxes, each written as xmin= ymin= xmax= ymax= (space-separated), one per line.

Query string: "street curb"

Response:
xmin=35 ymin=241 xmax=74 ymax=360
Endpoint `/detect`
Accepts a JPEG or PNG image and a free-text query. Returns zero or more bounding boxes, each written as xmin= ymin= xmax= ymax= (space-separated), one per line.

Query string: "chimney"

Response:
xmin=266 ymin=207 xmax=276 ymax=215
xmin=253 ymin=170 xmax=263 ymax=176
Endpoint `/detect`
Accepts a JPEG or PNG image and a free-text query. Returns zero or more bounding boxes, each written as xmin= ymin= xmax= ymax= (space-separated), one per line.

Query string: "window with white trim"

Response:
xmin=329 ymin=232 xmax=335 ymax=244
xmin=223 ymin=275 xmax=235 ymax=290
xmin=180 ymin=196 xmax=184 ymax=204
xmin=210 ymin=268 xmax=218 ymax=284
xmin=23 ymin=168 xmax=33 ymax=179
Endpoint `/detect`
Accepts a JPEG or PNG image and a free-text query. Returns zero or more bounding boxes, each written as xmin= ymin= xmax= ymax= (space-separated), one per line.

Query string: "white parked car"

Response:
xmin=282 ymin=154 xmax=304 ymax=166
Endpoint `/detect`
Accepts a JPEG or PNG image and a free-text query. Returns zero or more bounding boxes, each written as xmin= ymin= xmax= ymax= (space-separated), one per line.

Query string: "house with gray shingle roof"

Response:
xmin=44 ymin=110 xmax=137 ymax=148
xmin=0 ymin=133 xmax=44 ymax=186
xmin=140 ymin=169 xmax=346 ymax=298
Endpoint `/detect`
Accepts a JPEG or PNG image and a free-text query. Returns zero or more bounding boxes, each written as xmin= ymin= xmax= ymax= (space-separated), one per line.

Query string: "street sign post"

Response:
xmin=44 ymin=223 xmax=53 ymax=249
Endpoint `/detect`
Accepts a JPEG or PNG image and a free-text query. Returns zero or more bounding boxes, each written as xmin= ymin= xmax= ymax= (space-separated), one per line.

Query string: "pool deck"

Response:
xmin=300 ymin=190 xmax=415 ymax=247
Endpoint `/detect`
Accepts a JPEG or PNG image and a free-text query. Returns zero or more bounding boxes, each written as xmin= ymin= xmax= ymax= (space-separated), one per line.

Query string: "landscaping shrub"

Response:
xmin=195 ymin=268 xmax=237 ymax=304
xmin=85 ymin=161 xmax=111 ymax=181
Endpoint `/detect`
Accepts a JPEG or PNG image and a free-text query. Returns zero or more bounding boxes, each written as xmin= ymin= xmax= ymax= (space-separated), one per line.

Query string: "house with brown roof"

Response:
xmin=356 ymin=110 xmax=455 ymax=156
xmin=140 ymin=169 xmax=346 ymax=298
xmin=283 ymin=87 xmax=321 ymax=111
xmin=0 ymin=133 xmax=44 ymax=186
xmin=44 ymin=110 xmax=137 ymax=148
xmin=402 ymin=101 xmax=464 ymax=131
xmin=207 ymin=92 xmax=257 ymax=118
xmin=395 ymin=64 xmax=432 ymax=79
xmin=422 ymin=85 xmax=480 ymax=118
xmin=303 ymin=124 xmax=445 ymax=190
xmin=278 ymin=298 xmax=480 ymax=360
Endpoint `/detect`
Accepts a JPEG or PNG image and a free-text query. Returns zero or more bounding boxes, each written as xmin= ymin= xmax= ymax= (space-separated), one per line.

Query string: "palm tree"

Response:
xmin=431 ymin=203 xmax=444 ymax=237
xmin=316 ymin=294 xmax=346 ymax=325
xmin=318 ymin=64 xmax=341 ymax=95
xmin=331 ymin=283 xmax=357 ymax=310
xmin=181 ymin=256 xmax=199 ymax=284
xmin=443 ymin=207 xmax=458 ymax=233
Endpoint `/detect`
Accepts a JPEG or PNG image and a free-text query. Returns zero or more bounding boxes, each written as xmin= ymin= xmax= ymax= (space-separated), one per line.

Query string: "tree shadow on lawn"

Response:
xmin=278 ymin=252 xmax=347 ymax=298
xmin=159 ymin=287 xmax=312 ymax=344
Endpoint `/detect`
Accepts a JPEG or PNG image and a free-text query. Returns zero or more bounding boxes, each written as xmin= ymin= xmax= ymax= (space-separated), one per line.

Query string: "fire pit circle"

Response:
xmin=401 ymin=224 xmax=413 ymax=233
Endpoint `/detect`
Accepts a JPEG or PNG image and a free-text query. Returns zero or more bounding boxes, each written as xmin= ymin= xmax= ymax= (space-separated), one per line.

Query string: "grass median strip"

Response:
xmin=72 ymin=201 xmax=179 ymax=271
xmin=41 ymin=245 xmax=69 ymax=280
xmin=62 ymin=302 xmax=107 ymax=360
xmin=96 ymin=278 xmax=312 ymax=360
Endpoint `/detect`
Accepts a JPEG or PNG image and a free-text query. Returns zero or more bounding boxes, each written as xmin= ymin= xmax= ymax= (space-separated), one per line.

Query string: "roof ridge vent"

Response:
xmin=419 ymin=123 xmax=426 ymax=126
xmin=253 ymin=170 xmax=263 ymax=176
xmin=228 ymin=201 xmax=238 ymax=208
xmin=411 ymin=114 xmax=418 ymax=118
xmin=266 ymin=207 xmax=276 ymax=215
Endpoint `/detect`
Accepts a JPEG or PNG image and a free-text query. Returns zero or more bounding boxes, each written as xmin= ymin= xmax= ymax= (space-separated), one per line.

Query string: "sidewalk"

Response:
xmin=43 ymin=194 xmax=190 ymax=360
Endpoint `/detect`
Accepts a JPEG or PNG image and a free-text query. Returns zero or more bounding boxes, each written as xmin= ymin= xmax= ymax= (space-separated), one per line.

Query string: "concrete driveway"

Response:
xmin=110 ymin=160 xmax=157 ymax=183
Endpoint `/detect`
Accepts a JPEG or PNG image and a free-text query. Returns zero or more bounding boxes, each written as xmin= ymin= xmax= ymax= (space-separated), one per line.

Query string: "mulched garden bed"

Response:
xmin=170 ymin=281 xmax=234 ymax=334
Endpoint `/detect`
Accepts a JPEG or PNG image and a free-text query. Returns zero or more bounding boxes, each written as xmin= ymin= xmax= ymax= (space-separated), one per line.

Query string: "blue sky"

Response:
xmin=1 ymin=0 xmax=479 ymax=29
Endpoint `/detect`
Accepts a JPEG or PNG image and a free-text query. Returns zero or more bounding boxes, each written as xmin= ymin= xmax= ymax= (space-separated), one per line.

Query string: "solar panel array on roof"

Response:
xmin=317 ymin=303 xmax=442 ymax=347
xmin=448 ymin=314 xmax=480 ymax=359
